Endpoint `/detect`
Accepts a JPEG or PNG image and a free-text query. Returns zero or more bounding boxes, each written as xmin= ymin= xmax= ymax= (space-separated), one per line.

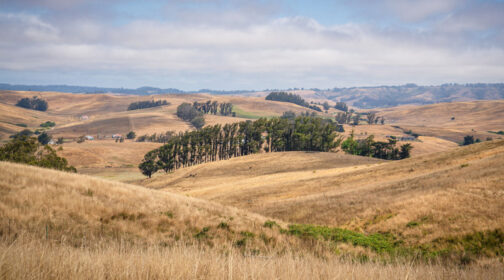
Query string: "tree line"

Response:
xmin=265 ymin=92 xmax=322 ymax=112
xmin=139 ymin=116 xmax=342 ymax=177
xmin=127 ymin=100 xmax=169 ymax=110
xmin=16 ymin=96 xmax=48 ymax=111
xmin=335 ymin=111 xmax=385 ymax=125
xmin=193 ymin=100 xmax=234 ymax=116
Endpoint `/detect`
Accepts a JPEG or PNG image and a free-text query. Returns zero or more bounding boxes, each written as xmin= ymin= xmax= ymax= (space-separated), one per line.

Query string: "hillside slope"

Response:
xmin=1 ymin=158 xmax=503 ymax=278
xmin=146 ymin=140 xmax=504 ymax=246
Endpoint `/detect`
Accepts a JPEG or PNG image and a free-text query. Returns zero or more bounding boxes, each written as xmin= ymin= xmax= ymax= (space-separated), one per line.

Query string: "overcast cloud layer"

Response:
xmin=0 ymin=0 xmax=503 ymax=90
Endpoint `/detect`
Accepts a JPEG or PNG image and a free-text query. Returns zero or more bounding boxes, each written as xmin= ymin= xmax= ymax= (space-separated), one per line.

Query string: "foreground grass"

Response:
xmin=1 ymin=237 xmax=502 ymax=280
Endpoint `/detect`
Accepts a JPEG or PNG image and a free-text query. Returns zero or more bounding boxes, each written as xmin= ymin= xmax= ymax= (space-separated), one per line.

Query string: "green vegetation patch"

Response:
xmin=432 ymin=229 xmax=504 ymax=257
xmin=232 ymin=106 xmax=276 ymax=119
xmin=488 ymin=130 xmax=504 ymax=135
xmin=287 ymin=224 xmax=397 ymax=253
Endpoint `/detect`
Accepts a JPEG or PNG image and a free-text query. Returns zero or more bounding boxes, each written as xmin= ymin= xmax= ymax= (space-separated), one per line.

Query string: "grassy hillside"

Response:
xmin=1 ymin=161 xmax=503 ymax=279
xmin=146 ymin=140 xmax=504 ymax=249
xmin=377 ymin=100 xmax=504 ymax=142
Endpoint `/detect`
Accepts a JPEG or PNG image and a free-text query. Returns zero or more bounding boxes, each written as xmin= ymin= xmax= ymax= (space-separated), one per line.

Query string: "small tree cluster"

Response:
xmin=176 ymin=103 xmax=206 ymax=129
xmin=341 ymin=133 xmax=412 ymax=160
xmin=334 ymin=102 xmax=348 ymax=112
xmin=40 ymin=121 xmax=56 ymax=128
xmin=0 ymin=136 xmax=76 ymax=172
xmin=127 ymin=100 xmax=169 ymax=110
xmin=192 ymin=101 xmax=234 ymax=116
xmin=463 ymin=135 xmax=481 ymax=146
xmin=139 ymin=116 xmax=342 ymax=177
xmin=16 ymin=96 xmax=48 ymax=111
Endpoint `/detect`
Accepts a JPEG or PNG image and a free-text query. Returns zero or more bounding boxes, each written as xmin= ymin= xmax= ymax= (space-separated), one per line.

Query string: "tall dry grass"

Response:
xmin=1 ymin=236 xmax=502 ymax=280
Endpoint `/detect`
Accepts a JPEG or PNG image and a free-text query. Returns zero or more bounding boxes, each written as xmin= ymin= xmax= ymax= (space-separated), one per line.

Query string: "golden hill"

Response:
xmin=1 ymin=161 xmax=502 ymax=279
xmin=0 ymin=90 xmax=322 ymax=139
xmin=145 ymin=139 xmax=504 ymax=247
xmin=377 ymin=100 xmax=504 ymax=142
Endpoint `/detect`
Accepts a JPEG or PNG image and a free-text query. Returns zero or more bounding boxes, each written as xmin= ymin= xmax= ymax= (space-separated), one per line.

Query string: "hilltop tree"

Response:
xmin=126 ymin=131 xmax=136 ymax=139
xmin=381 ymin=117 xmax=385 ymax=125
xmin=16 ymin=96 xmax=48 ymax=111
xmin=463 ymin=135 xmax=475 ymax=146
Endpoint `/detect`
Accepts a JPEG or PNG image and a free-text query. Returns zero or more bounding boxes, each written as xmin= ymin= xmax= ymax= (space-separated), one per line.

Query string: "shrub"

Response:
xmin=126 ymin=131 xmax=136 ymax=139
xmin=263 ymin=220 xmax=278 ymax=228
xmin=463 ymin=135 xmax=474 ymax=146
xmin=40 ymin=121 xmax=56 ymax=128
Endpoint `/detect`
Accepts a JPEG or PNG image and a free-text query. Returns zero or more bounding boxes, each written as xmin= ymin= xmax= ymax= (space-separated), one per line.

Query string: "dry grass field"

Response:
xmin=1 ymin=161 xmax=503 ymax=279
xmin=145 ymin=140 xmax=504 ymax=248
xmin=377 ymin=100 xmax=504 ymax=142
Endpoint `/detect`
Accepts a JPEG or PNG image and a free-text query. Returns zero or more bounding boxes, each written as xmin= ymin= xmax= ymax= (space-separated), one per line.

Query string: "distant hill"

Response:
xmin=325 ymin=83 xmax=504 ymax=108
xmin=0 ymin=83 xmax=254 ymax=96
xmin=1 ymin=83 xmax=503 ymax=108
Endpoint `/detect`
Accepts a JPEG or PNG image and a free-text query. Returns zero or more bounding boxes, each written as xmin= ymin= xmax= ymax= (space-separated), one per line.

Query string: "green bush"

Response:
xmin=40 ymin=121 xmax=56 ymax=128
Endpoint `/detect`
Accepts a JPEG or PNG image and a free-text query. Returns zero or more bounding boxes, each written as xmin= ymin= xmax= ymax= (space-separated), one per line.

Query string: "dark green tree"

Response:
xmin=37 ymin=132 xmax=52 ymax=145
xmin=139 ymin=151 xmax=158 ymax=178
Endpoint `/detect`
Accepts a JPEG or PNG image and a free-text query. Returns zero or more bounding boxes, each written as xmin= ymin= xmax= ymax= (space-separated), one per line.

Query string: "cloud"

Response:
xmin=0 ymin=1 xmax=503 ymax=89
xmin=384 ymin=0 xmax=461 ymax=22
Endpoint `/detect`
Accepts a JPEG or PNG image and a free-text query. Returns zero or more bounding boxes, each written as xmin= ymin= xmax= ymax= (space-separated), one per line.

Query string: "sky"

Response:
xmin=0 ymin=0 xmax=503 ymax=90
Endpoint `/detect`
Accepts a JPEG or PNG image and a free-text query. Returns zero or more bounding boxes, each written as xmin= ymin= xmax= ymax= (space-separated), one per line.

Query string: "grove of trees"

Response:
xmin=341 ymin=133 xmax=412 ymax=160
xmin=139 ymin=116 xmax=342 ymax=177
xmin=0 ymin=136 xmax=76 ymax=172
xmin=16 ymin=96 xmax=48 ymax=111
xmin=127 ymin=100 xmax=169 ymax=110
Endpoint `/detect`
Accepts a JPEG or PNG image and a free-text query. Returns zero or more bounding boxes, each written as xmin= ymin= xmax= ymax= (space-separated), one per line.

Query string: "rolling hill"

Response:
xmin=1 ymin=160 xmax=502 ymax=279
xmin=144 ymin=139 xmax=504 ymax=248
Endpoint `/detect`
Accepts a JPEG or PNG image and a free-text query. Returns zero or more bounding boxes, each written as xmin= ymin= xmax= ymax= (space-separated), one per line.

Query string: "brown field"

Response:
xmin=1 ymin=161 xmax=502 ymax=279
xmin=145 ymin=140 xmax=504 ymax=247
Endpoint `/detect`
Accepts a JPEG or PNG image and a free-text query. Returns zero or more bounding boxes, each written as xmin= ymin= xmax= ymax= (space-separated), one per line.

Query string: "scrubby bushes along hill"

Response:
xmin=16 ymin=96 xmax=48 ymax=111
xmin=139 ymin=116 xmax=341 ymax=177
xmin=0 ymin=136 xmax=76 ymax=172
xmin=265 ymin=92 xmax=322 ymax=112
xmin=127 ymin=100 xmax=169 ymax=111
